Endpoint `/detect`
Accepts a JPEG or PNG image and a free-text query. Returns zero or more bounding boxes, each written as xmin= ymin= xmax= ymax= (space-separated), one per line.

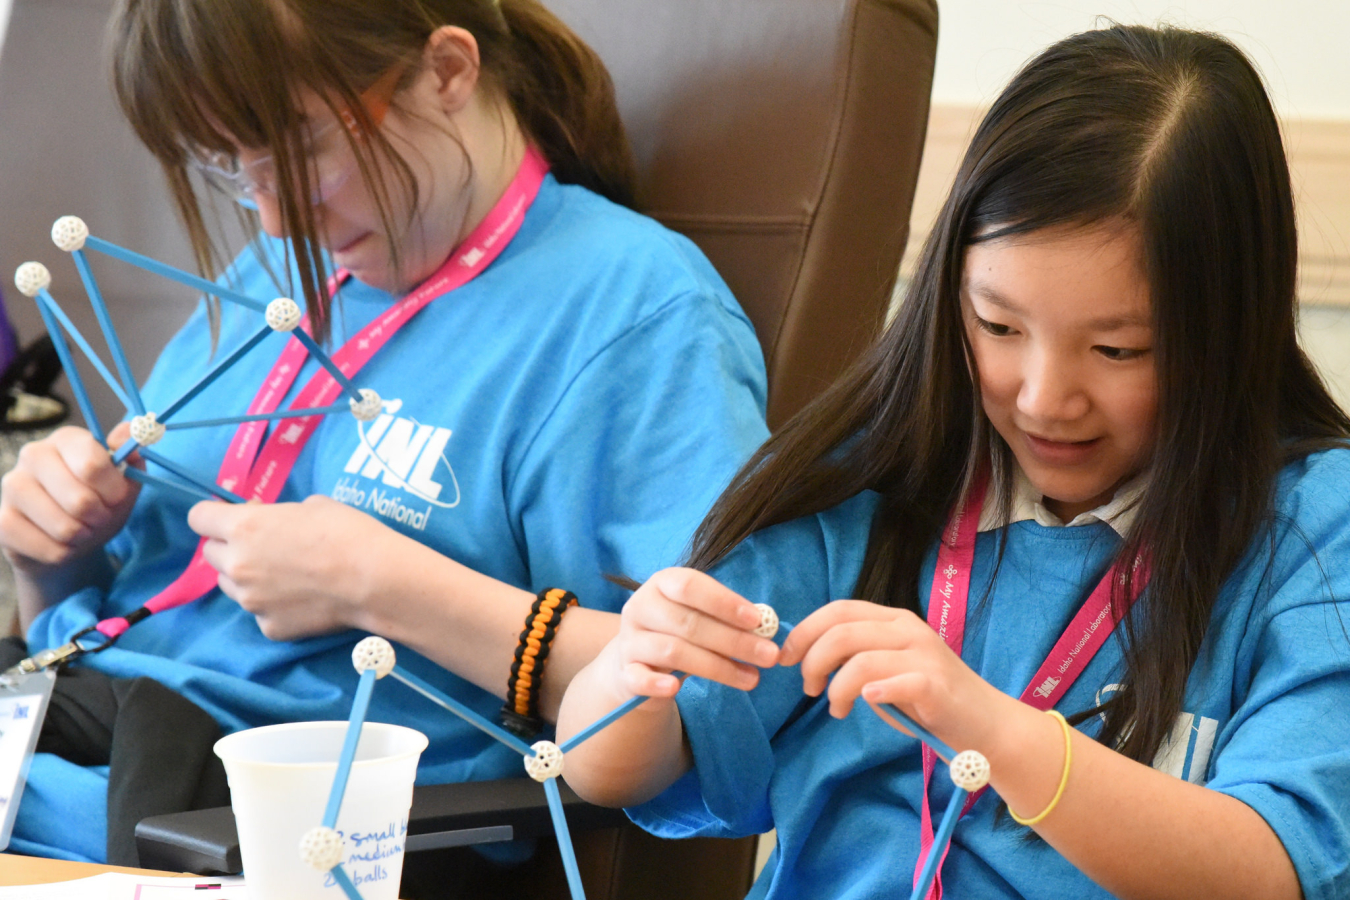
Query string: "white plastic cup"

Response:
xmin=215 ymin=721 xmax=429 ymax=900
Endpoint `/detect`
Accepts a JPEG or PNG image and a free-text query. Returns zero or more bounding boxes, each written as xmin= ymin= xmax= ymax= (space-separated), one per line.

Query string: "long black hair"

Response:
xmin=687 ymin=25 xmax=1350 ymax=765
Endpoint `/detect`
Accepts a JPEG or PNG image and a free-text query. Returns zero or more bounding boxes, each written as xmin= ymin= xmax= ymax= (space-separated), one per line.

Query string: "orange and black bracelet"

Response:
xmin=500 ymin=588 xmax=579 ymax=739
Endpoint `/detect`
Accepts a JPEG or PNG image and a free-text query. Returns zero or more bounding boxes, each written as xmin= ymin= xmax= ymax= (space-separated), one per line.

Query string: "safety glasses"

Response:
xmin=190 ymin=65 xmax=405 ymax=210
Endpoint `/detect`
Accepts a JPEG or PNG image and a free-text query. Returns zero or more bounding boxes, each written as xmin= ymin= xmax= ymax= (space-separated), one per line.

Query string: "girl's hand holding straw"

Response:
xmin=0 ymin=421 xmax=142 ymax=625
xmin=557 ymin=567 xmax=779 ymax=806
xmin=604 ymin=567 xmax=779 ymax=703
xmin=781 ymin=600 xmax=1013 ymax=754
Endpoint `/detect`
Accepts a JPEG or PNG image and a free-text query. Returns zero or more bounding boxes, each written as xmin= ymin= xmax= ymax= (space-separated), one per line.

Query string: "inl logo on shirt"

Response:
xmin=339 ymin=406 xmax=461 ymax=509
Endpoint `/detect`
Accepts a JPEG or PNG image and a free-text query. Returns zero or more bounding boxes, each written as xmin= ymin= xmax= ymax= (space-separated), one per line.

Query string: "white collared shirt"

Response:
xmin=975 ymin=464 xmax=1145 ymax=537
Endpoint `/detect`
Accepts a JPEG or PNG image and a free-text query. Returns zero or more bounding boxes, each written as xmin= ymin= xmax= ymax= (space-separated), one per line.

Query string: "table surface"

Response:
xmin=0 ymin=854 xmax=192 ymax=886
xmin=0 ymin=854 xmax=410 ymax=897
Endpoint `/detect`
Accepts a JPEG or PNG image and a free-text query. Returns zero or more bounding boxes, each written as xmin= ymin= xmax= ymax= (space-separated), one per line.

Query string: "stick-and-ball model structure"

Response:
xmin=13 ymin=221 xmax=989 ymax=900
xmin=14 ymin=216 xmax=383 ymax=512
xmin=310 ymin=597 xmax=987 ymax=900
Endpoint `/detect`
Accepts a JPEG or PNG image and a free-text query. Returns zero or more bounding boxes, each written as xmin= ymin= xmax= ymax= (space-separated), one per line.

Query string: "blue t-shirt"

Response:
xmin=631 ymin=449 xmax=1350 ymax=900
xmin=15 ymin=176 xmax=770 ymax=861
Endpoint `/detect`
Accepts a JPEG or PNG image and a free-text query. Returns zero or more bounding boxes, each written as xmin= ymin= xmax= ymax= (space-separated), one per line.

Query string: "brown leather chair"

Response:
xmin=137 ymin=1 xmax=939 ymax=894
xmin=402 ymin=1 xmax=941 ymax=896
xmin=96 ymin=0 xmax=938 ymax=895
xmin=551 ymin=0 xmax=939 ymax=428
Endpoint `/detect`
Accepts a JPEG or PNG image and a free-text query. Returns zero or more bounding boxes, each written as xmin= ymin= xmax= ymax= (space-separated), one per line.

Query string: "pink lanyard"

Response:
xmin=91 ymin=147 xmax=550 ymax=641
xmin=912 ymin=470 xmax=1148 ymax=900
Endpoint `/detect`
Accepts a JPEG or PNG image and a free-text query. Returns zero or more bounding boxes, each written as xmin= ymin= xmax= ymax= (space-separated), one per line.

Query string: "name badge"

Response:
xmin=0 ymin=670 xmax=56 ymax=849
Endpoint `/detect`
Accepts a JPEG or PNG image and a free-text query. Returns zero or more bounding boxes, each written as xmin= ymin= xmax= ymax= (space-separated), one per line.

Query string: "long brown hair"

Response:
xmin=110 ymin=0 xmax=636 ymax=341
xmin=688 ymin=25 xmax=1350 ymax=765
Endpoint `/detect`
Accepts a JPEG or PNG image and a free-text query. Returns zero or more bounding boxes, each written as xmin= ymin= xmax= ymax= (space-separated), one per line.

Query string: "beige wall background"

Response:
xmin=929 ymin=1 xmax=1350 ymax=116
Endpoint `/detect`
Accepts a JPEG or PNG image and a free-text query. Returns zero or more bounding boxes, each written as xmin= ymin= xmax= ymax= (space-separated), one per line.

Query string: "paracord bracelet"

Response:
xmin=500 ymin=588 xmax=578 ymax=739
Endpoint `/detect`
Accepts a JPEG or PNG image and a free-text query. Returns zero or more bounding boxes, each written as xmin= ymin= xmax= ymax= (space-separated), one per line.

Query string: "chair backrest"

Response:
xmin=546 ymin=0 xmax=939 ymax=428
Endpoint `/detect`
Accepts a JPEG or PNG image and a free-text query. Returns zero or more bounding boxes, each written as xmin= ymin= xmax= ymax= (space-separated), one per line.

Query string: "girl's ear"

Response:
xmin=424 ymin=25 xmax=481 ymax=115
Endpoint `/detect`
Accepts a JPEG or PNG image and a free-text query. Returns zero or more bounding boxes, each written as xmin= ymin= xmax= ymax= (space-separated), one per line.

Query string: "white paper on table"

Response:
xmin=0 ymin=873 xmax=248 ymax=899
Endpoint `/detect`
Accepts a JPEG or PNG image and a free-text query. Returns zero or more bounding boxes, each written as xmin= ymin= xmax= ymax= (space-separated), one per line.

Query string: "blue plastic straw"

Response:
xmin=292 ymin=329 xmax=363 ymax=401
xmin=884 ymin=704 xmax=955 ymax=763
xmin=328 ymin=864 xmax=364 ymax=900
xmin=137 ymin=448 xmax=246 ymax=503
xmin=33 ymin=292 xmax=133 ymax=409
xmin=559 ymin=674 xmax=683 ymax=754
xmin=32 ymin=292 xmax=104 ymax=443
xmin=910 ymin=784 xmax=968 ymax=900
xmin=84 ymin=235 xmax=268 ymax=313
xmin=164 ymin=402 xmax=349 ymax=432
xmin=389 ymin=666 xmax=535 ymax=757
xmin=71 ymin=249 xmax=145 ymax=415
xmin=110 ymin=438 xmax=140 ymax=467
xmin=323 ymin=668 xmax=377 ymax=829
xmin=122 ymin=465 xmax=219 ymax=504
xmin=157 ymin=324 xmax=272 ymax=423
xmin=543 ymin=775 xmax=587 ymax=900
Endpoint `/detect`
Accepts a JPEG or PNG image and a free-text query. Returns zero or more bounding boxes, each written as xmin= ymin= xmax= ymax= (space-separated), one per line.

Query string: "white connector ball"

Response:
xmin=129 ymin=413 xmax=166 ymax=447
xmin=352 ymin=636 xmax=396 ymax=679
xmin=948 ymin=749 xmax=991 ymax=792
xmin=299 ymin=826 xmax=345 ymax=871
xmin=265 ymin=297 xmax=302 ymax=332
xmin=51 ymin=216 xmax=89 ymax=252
xmin=349 ymin=388 xmax=383 ymax=422
xmin=524 ymin=740 xmax=564 ymax=782
xmin=14 ymin=262 xmax=51 ymax=298
xmin=752 ymin=603 xmax=779 ymax=639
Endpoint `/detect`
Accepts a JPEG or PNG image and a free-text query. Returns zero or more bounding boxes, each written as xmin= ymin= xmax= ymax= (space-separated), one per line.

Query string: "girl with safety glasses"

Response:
xmin=0 ymin=0 xmax=768 ymax=868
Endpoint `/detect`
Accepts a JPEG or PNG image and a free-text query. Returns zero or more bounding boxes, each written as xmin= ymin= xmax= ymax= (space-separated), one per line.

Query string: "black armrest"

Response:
xmin=135 ymin=805 xmax=243 ymax=875
xmin=135 ymin=777 xmax=629 ymax=875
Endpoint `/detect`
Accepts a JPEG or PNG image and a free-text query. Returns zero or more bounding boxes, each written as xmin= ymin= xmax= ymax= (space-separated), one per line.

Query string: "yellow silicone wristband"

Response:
xmin=1009 ymin=709 xmax=1073 ymax=826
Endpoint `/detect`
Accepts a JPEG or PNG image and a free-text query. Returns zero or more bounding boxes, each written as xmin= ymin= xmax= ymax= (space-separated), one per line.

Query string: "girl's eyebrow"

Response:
xmin=967 ymin=282 xmax=1151 ymax=331
xmin=966 ymin=282 xmax=1025 ymax=315
xmin=1086 ymin=312 xmax=1152 ymax=331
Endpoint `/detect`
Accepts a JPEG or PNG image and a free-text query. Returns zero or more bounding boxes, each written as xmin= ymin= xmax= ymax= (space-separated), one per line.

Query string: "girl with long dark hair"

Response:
xmin=559 ymin=25 xmax=1350 ymax=899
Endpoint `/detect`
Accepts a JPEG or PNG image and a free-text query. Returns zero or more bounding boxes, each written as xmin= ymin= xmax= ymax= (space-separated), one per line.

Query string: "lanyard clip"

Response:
xmin=3 ymin=641 xmax=83 ymax=678
xmin=1 ymin=625 xmax=117 ymax=678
